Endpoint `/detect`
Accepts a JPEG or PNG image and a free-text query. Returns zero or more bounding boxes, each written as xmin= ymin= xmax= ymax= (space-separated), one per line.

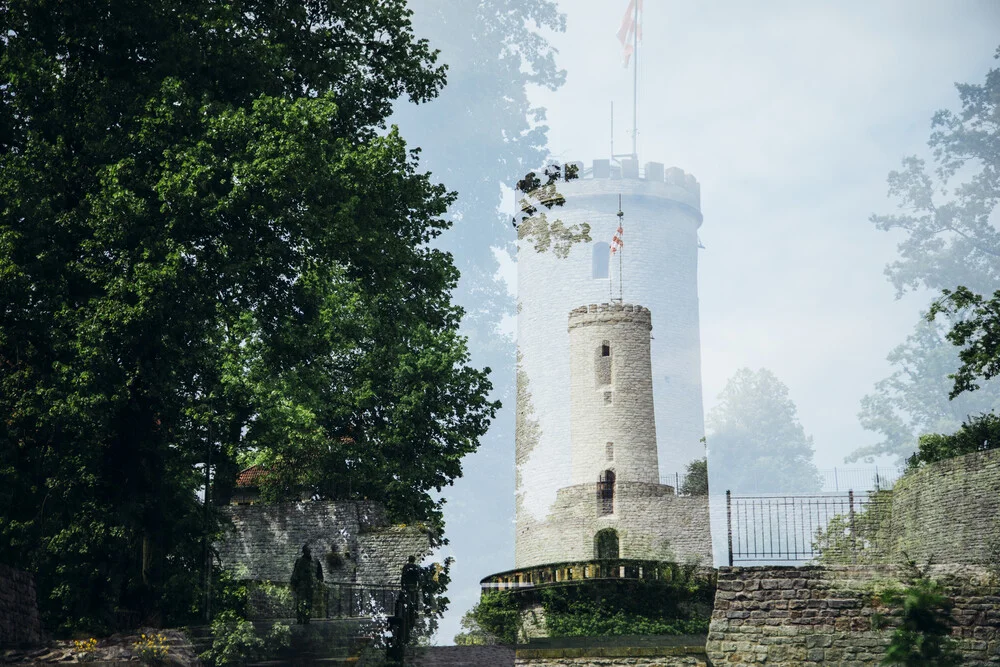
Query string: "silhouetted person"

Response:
xmin=291 ymin=544 xmax=323 ymax=624
xmin=399 ymin=556 xmax=421 ymax=643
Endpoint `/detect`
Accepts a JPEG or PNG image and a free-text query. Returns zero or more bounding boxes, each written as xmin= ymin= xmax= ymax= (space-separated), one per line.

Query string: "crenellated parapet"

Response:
xmin=568 ymin=303 xmax=652 ymax=332
xmin=557 ymin=159 xmax=701 ymax=213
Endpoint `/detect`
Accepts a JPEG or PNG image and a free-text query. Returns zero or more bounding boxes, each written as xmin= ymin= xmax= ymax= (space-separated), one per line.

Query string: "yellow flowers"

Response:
xmin=73 ymin=637 xmax=98 ymax=652
xmin=132 ymin=633 xmax=169 ymax=662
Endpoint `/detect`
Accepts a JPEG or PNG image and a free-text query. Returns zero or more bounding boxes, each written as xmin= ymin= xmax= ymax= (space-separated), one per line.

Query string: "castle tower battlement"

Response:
xmin=568 ymin=303 xmax=658 ymax=486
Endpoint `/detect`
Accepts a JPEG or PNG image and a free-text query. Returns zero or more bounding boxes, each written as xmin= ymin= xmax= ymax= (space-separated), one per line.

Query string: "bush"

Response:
xmin=872 ymin=561 xmax=962 ymax=666
xmin=907 ymin=412 xmax=1000 ymax=469
xmin=199 ymin=611 xmax=290 ymax=667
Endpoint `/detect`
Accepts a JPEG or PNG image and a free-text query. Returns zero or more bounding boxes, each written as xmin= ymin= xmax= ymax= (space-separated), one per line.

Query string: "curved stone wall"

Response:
xmin=888 ymin=448 xmax=1000 ymax=566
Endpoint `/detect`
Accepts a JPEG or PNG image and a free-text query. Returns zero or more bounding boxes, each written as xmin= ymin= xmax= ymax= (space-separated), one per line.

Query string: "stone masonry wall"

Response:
xmin=0 ymin=564 xmax=43 ymax=647
xmin=888 ymin=448 xmax=1000 ymax=566
xmin=516 ymin=483 xmax=711 ymax=568
xmin=706 ymin=565 xmax=1000 ymax=666
xmin=514 ymin=645 xmax=708 ymax=666
xmin=216 ymin=501 xmax=432 ymax=585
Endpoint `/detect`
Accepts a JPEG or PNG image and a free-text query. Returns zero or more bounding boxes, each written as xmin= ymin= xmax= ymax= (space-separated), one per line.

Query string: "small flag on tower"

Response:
xmin=611 ymin=224 xmax=624 ymax=255
xmin=617 ymin=0 xmax=643 ymax=67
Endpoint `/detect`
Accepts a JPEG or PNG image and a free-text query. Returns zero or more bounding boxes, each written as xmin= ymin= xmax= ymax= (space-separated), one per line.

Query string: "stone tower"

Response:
xmin=512 ymin=301 xmax=712 ymax=569
xmin=516 ymin=159 xmax=705 ymax=563
xmin=568 ymin=304 xmax=658 ymax=485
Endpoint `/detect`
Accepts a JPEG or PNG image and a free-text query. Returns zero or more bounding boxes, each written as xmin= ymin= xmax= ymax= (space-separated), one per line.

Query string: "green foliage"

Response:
xmin=813 ymin=490 xmax=894 ymax=565
xmin=132 ymin=632 xmax=169 ymax=664
xmin=872 ymin=567 xmax=962 ymax=666
xmin=462 ymin=592 xmax=523 ymax=645
xmin=543 ymin=605 xmax=709 ymax=638
xmin=464 ymin=566 xmax=714 ymax=643
xmin=855 ymin=46 xmax=1000 ymax=464
xmin=199 ymin=612 xmax=290 ymax=667
xmin=906 ymin=411 xmax=1000 ymax=469
xmin=411 ymin=557 xmax=454 ymax=643
xmin=852 ymin=316 xmax=1000 ymax=464
xmin=514 ymin=165 xmax=592 ymax=258
xmin=0 ymin=0 xmax=497 ymax=633
xmin=929 ymin=287 xmax=1000 ymax=398
xmin=707 ymin=368 xmax=822 ymax=493
xmin=680 ymin=457 xmax=709 ymax=496
xmin=453 ymin=609 xmax=502 ymax=646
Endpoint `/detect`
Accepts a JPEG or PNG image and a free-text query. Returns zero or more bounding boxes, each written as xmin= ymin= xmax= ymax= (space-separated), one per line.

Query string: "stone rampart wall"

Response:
xmin=888 ymin=448 xmax=1000 ymax=566
xmin=706 ymin=565 xmax=1000 ymax=666
xmin=0 ymin=564 xmax=43 ymax=647
xmin=215 ymin=501 xmax=432 ymax=586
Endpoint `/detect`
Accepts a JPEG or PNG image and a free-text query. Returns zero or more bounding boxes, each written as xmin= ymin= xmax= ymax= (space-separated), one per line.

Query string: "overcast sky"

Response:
xmin=432 ymin=0 xmax=1000 ymax=644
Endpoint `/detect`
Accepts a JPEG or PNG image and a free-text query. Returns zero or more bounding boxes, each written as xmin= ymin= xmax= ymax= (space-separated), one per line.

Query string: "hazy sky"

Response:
xmin=430 ymin=0 xmax=1000 ymax=644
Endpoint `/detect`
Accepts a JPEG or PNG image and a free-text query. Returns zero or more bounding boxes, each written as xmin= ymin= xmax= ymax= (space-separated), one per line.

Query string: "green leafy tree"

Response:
xmin=855 ymin=46 xmax=1000 ymax=463
xmin=706 ymin=368 xmax=822 ymax=493
xmin=680 ymin=457 xmax=709 ymax=496
xmin=0 ymin=0 xmax=496 ymax=633
xmin=851 ymin=316 xmax=1000 ymax=463
xmin=929 ymin=287 xmax=1000 ymax=397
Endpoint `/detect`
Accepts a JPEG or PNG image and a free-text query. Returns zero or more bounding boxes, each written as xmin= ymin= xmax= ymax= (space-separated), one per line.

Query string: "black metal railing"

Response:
xmin=725 ymin=490 xmax=894 ymax=566
xmin=248 ymin=581 xmax=402 ymax=620
xmin=480 ymin=558 xmax=709 ymax=594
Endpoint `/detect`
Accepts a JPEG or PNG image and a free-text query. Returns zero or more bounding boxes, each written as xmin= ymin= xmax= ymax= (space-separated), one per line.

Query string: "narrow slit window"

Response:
xmin=606 ymin=442 xmax=614 ymax=461
xmin=597 ymin=470 xmax=616 ymax=515
xmin=592 ymin=242 xmax=610 ymax=279
xmin=595 ymin=341 xmax=612 ymax=387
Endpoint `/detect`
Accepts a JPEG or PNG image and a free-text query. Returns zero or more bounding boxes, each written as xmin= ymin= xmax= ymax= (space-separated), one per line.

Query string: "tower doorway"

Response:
xmin=595 ymin=528 xmax=619 ymax=559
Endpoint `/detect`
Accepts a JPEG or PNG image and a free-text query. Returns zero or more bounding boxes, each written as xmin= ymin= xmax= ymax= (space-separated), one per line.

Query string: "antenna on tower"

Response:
xmin=611 ymin=195 xmax=625 ymax=302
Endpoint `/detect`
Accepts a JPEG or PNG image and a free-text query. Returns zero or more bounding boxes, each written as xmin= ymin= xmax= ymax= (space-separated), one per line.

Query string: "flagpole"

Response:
xmin=631 ymin=0 xmax=638 ymax=161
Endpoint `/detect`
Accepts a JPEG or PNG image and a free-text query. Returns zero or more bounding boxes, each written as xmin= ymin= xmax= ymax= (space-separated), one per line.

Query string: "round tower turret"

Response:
xmin=568 ymin=303 xmax=658 ymax=486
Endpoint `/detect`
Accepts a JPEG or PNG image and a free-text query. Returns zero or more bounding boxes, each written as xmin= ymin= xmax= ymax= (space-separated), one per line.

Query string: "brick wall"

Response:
xmin=0 ymin=564 xmax=43 ymax=647
xmin=706 ymin=565 xmax=1000 ymax=666
xmin=888 ymin=448 xmax=1000 ymax=566
xmin=215 ymin=501 xmax=433 ymax=586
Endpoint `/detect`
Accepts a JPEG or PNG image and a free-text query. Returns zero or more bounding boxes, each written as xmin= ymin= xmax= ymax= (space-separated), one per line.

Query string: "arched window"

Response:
xmin=595 ymin=528 xmax=619 ymax=559
xmin=597 ymin=469 xmax=615 ymax=515
xmin=595 ymin=340 xmax=611 ymax=387
xmin=592 ymin=242 xmax=610 ymax=279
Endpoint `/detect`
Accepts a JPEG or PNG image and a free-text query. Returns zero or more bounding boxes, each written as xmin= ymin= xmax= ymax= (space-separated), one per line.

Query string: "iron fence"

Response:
xmin=248 ymin=581 xmax=402 ymax=620
xmin=725 ymin=490 xmax=893 ymax=566
xmin=665 ymin=465 xmax=904 ymax=496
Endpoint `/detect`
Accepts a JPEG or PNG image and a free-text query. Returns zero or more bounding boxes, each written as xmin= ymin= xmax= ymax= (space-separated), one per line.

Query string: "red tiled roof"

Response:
xmin=235 ymin=465 xmax=269 ymax=488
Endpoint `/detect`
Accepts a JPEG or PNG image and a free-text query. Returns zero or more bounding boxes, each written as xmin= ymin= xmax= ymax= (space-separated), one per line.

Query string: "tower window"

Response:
xmin=603 ymin=391 xmax=612 ymax=405
xmin=592 ymin=243 xmax=610 ymax=279
xmin=595 ymin=341 xmax=611 ymax=387
xmin=597 ymin=470 xmax=615 ymax=515
xmin=606 ymin=442 xmax=614 ymax=461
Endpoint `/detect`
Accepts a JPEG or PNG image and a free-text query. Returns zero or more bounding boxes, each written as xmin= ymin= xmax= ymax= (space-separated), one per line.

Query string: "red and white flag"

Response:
xmin=617 ymin=0 xmax=643 ymax=67
xmin=610 ymin=224 xmax=624 ymax=255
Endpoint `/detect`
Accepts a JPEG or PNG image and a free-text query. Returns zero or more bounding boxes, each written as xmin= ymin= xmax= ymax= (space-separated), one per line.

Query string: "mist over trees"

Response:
xmin=853 ymin=45 xmax=1000 ymax=464
xmin=706 ymin=368 xmax=822 ymax=494
xmin=0 ymin=0 xmax=500 ymax=632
